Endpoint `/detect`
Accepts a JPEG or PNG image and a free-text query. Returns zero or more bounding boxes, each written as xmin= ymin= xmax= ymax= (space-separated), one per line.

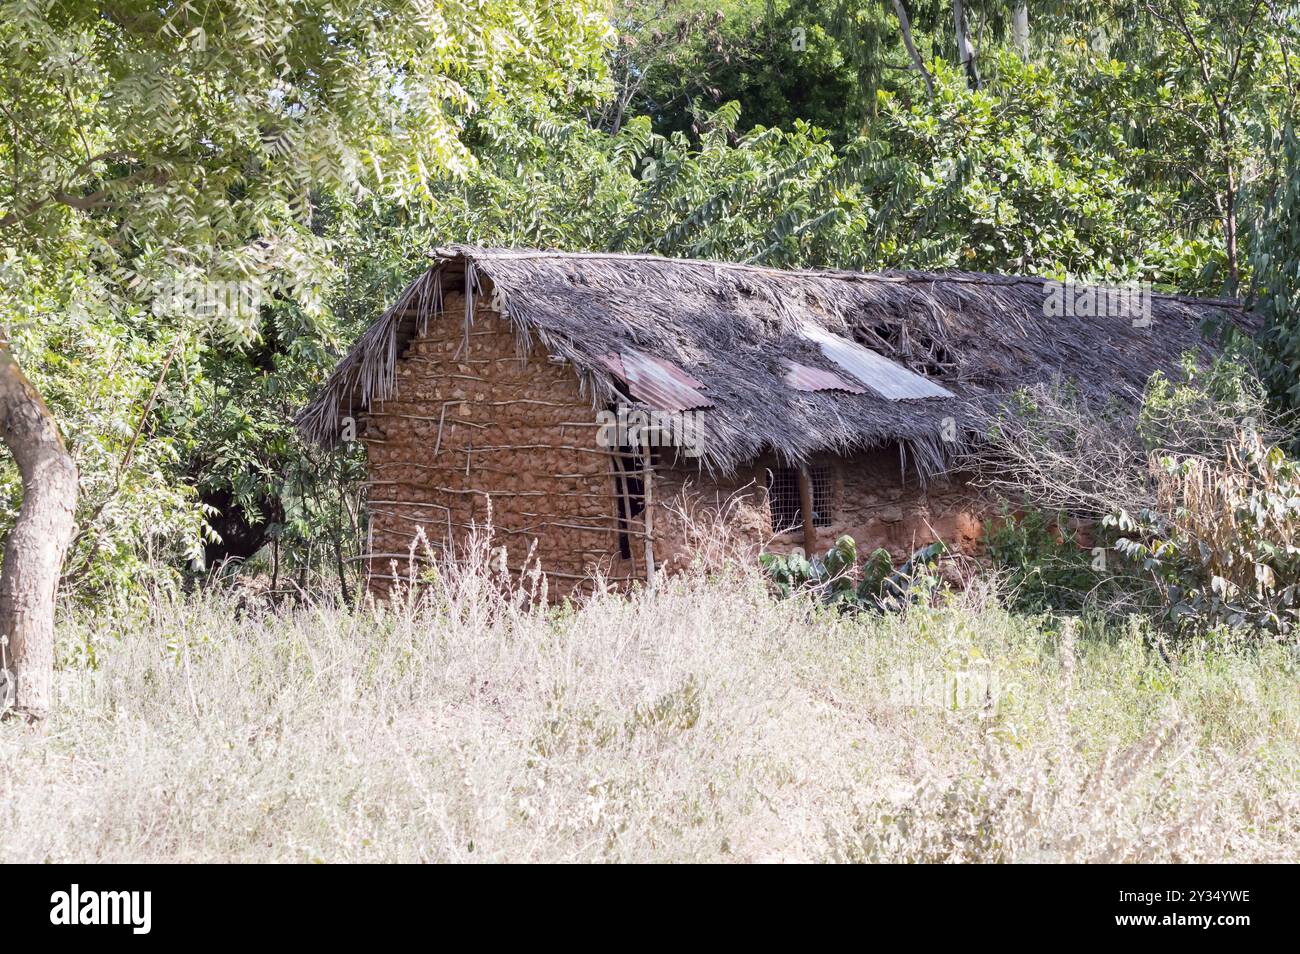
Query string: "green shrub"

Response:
xmin=983 ymin=509 xmax=1104 ymax=613
xmin=759 ymin=534 xmax=946 ymax=612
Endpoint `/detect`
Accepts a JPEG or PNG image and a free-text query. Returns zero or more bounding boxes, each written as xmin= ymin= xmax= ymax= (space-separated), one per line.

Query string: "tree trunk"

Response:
xmin=1012 ymin=3 xmax=1030 ymax=60
xmin=952 ymin=0 xmax=981 ymax=90
xmin=0 ymin=342 xmax=78 ymax=720
xmin=891 ymin=0 xmax=936 ymax=100
xmin=1224 ymin=161 xmax=1240 ymax=292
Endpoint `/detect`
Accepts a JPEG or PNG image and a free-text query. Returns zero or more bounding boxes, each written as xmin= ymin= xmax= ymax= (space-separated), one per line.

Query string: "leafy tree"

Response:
xmin=0 ymin=0 xmax=610 ymax=718
xmin=628 ymin=0 xmax=863 ymax=140
xmin=1251 ymin=126 xmax=1300 ymax=415
xmin=1034 ymin=0 xmax=1299 ymax=292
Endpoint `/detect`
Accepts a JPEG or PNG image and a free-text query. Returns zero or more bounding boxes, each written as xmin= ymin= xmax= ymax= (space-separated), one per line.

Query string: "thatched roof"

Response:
xmin=296 ymin=246 xmax=1250 ymax=477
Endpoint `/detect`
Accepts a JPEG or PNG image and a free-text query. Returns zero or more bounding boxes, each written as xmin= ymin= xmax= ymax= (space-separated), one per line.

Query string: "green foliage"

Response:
xmin=760 ymin=533 xmax=947 ymax=612
xmin=0 ymin=0 xmax=611 ymax=601
xmin=0 ymin=252 xmax=213 ymax=602
xmin=760 ymin=534 xmax=859 ymax=603
xmin=406 ymin=56 xmax=1211 ymax=285
xmin=984 ymin=509 xmax=1102 ymax=613
xmin=1077 ymin=0 xmax=1299 ymax=293
xmin=597 ymin=0 xmax=1297 ymax=287
xmin=417 ymin=54 xmax=1234 ymax=287
xmin=1139 ymin=354 xmax=1277 ymax=455
xmin=866 ymin=54 xmax=1209 ymax=282
xmin=626 ymin=0 xmax=864 ymax=141
xmin=1252 ymin=126 xmax=1300 ymax=416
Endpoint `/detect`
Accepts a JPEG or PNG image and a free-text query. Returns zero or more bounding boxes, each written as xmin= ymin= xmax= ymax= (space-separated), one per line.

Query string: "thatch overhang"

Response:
xmin=296 ymin=246 xmax=1251 ymax=478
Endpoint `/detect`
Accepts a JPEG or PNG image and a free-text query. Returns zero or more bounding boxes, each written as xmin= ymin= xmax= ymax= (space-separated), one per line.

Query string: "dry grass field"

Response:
xmin=2 ymin=553 xmax=1297 ymax=863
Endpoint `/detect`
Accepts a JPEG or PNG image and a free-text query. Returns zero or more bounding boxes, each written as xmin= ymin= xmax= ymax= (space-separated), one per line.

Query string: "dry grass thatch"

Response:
xmin=296 ymin=246 xmax=1250 ymax=477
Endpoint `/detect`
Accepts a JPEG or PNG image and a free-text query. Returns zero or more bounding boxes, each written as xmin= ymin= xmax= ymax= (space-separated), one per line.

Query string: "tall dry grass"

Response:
xmin=1 ymin=537 xmax=1296 ymax=862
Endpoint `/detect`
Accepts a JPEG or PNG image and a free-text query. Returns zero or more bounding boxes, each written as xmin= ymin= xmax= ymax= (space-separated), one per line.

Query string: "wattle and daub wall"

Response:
xmin=362 ymin=295 xmax=986 ymax=594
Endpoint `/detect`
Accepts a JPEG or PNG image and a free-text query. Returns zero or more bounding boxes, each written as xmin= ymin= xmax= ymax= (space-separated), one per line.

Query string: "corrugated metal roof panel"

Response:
xmin=597 ymin=352 xmax=626 ymax=377
xmin=800 ymin=321 xmax=955 ymax=400
xmin=620 ymin=349 xmax=711 ymax=411
xmin=783 ymin=360 xmax=867 ymax=394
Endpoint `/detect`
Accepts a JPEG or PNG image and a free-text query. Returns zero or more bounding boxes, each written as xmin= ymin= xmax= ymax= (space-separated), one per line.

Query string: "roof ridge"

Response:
xmin=428 ymin=245 xmax=1241 ymax=310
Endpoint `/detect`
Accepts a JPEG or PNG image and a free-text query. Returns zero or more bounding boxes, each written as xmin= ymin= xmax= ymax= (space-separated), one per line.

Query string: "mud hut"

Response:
xmin=297 ymin=246 xmax=1245 ymax=593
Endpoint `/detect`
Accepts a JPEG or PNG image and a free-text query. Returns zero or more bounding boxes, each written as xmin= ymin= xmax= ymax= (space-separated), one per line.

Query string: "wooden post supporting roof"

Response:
xmin=641 ymin=434 xmax=656 ymax=589
xmin=610 ymin=446 xmax=638 ymax=579
xmin=797 ymin=464 xmax=817 ymax=556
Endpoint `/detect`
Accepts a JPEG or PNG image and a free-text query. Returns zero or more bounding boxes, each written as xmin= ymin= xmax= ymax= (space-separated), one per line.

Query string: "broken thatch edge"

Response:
xmin=296 ymin=245 xmax=1248 ymax=481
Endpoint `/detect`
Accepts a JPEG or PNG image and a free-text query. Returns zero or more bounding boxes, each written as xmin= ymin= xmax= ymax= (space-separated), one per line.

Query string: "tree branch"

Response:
xmin=892 ymin=0 xmax=935 ymax=100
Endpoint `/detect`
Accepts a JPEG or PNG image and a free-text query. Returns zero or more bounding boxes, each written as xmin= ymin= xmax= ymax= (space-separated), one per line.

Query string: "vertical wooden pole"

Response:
xmin=610 ymin=448 xmax=638 ymax=579
xmin=641 ymin=434 xmax=656 ymax=589
xmin=797 ymin=464 xmax=817 ymax=556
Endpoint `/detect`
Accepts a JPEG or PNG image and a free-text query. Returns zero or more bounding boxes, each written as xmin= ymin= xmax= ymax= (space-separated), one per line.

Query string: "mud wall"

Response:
xmin=647 ymin=446 xmax=987 ymax=574
xmin=362 ymin=293 xmax=628 ymax=595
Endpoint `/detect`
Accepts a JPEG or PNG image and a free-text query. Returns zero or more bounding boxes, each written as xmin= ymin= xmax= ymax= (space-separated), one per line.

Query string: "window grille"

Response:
xmin=767 ymin=463 xmax=832 ymax=534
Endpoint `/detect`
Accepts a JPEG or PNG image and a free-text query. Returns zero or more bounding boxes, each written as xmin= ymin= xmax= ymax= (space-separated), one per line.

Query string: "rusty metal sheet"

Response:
xmin=620 ymin=349 xmax=710 ymax=411
xmin=799 ymin=321 xmax=954 ymax=400
xmin=783 ymin=360 xmax=867 ymax=394
xmin=596 ymin=352 xmax=626 ymax=377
